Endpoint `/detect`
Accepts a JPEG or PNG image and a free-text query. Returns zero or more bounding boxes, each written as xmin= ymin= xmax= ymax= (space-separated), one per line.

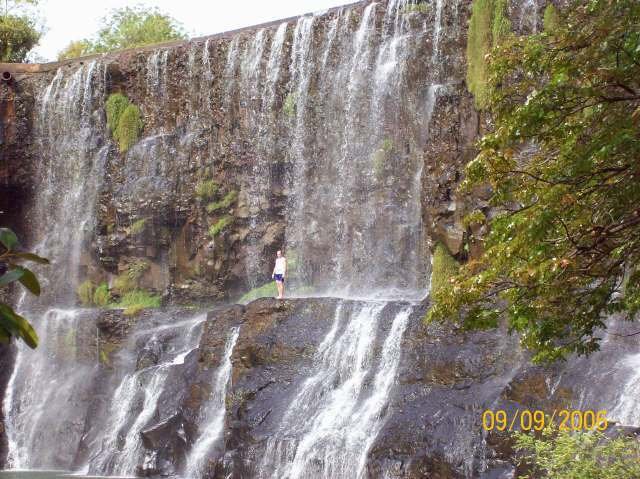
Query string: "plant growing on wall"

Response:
xmin=0 ymin=227 xmax=48 ymax=349
xmin=466 ymin=0 xmax=511 ymax=109
xmin=105 ymin=93 xmax=143 ymax=153
xmin=206 ymin=190 xmax=237 ymax=213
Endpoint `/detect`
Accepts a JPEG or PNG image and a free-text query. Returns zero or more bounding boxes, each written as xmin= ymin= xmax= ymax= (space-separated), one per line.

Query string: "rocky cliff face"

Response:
xmin=1 ymin=0 xmax=480 ymax=304
xmin=2 ymin=1 xmax=639 ymax=478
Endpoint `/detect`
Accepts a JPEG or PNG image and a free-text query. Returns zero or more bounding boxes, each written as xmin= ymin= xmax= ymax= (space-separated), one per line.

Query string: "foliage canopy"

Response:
xmin=0 ymin=1 xmax=41 ymax=62
xmin=515 ymin=426 xmax=640 ymax=479
xmin=429 ymin=0 xmax=640 ymax=362
xmin=57 ymin=5 xmax=186 ymax=60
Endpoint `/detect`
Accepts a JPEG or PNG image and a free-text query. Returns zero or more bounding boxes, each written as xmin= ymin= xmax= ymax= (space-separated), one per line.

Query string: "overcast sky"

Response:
xmin=33 ymin=0 xmax=351 ymax=61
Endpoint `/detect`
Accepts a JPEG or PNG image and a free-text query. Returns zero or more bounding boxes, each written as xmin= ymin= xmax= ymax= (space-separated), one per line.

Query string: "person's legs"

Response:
xmin=276 ymin=279 xmax=284 ymax=299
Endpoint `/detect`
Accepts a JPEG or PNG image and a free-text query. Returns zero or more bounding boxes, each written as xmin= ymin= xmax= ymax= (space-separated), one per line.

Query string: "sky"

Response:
xmin=33 ymin=0 xmax=351 ymax=61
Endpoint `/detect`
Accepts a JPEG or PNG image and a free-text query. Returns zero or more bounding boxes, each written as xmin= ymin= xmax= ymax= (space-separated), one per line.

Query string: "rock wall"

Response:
xmin=0 ymin=0 xmax=481 ymax=305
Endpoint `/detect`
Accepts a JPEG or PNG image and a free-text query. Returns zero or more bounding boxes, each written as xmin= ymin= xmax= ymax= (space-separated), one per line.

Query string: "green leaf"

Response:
xmin=0 ymin=303 xmax=38 ymax=349
xmin=0 ymin=268 xmax=25 ymax=287
xmin=0 ymin=228 xmax=19 ymax=251
xmin=11 ymin=252 xmax=50 ymax=264
xmin=15 ymin=267 xmax=40 ymax=296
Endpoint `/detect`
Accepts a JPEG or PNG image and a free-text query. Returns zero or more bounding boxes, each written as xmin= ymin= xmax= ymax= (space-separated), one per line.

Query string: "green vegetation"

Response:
xmin=543 ymin=4 xmax=560 ymax=33
xmin=430 ymin=1 xmax=640 ymax=362
xmin=127 ymin=259 xmax=149 ymax=281
xmin=114 ymin=104 xmax=143 ymax=153
xmin=115 ymin=289 xmax=161 ymax=317
xmin=129 ymin=218 xmax=146 ymax=235
xmin=196 ymin=179 xmax=219 ymax=200
xmin=238 ymin=282 xmax=278 ymax=303
xmin=401 ymin=2 xmax=429 ymax=14
xmin=93 ymin=283 xmax=111 ymax=307
xmin=514 ymin=426 xmax=640 ymax=479
xmin=105 ymin=93 xmax=130 ymax=133
xmin=466 ymin=0 xmax=511 ymax=109
xmin=112 ymin=271 xmax=136 ymax=295
xmin=76 ymin=280 xmax=94 ymax=306
xmin=0 ymin=228 xmax=48 ymax=349
xmin=206 ymin=191 xmax=238 ymax=213
xmin=57 ymin=39 xmax=93 ymax=61
xmin=283 ymin=92 xmax=297 ymax=117
xmin=0 ymin=1 xmax=41 ymax=62
xmin=105 ymin=94 xmax=143 ymax=153
xmin=429 ymin=243 xmax=459 ymax=297
xmin=209 ymin=216 xmax=233 ymax=238
xmin=57 ymin=5 xmax=186 ymax=60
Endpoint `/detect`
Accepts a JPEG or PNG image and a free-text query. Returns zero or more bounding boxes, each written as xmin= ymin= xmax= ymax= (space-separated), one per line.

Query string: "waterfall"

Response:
xmin=3 ymin=60 xmax=108 ymax=469
xmin=184 ymin=326 xmax=240 ymax=477
xmin=260 ymin=303 xmax=412 ymax=479
xmin=611 ymin=353 xmax=640 ymax=425
xmin=281 ymin=0 xmax=434 ymax=299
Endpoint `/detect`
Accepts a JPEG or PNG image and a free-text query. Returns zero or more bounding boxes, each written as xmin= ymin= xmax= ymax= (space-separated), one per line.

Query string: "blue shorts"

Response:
xmin=274 ymin=274 xmax=284 ymax=282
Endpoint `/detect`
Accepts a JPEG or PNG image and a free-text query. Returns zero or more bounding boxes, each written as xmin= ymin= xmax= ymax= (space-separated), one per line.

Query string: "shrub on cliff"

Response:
xmin=106 ymin=93 xmax=130 ymax=133
xmin=209 ymin=216 xmax=233 ymax=238
xmin=430 ymin=0 xmax=640 ymax=362
xmin=93 ymin=283 xmax=111 ymax=307
xmin=429 ymin=243 xmax=459 ymax=297
xmin=466 ymin=0 xmax=511 ymax=109
xmin=114 ymin=104 xmax=143 ymax=153
xmin=206 ymin=190 xmax=237 ymax=213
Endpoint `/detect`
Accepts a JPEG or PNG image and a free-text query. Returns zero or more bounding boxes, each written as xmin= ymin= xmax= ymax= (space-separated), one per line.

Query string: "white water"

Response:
xmin=86 ymin=315 xmax=206 ymax=475
xmin=184 ymin=327 xmax=240 ymax=478
xmin=260 ymin=303 xmax=412 ymax=479
xmin=610 ymin=352 xmax=640 ymax=425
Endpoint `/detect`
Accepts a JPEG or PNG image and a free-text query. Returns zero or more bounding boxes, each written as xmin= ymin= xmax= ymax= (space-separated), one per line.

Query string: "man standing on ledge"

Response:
xmin=272 ymin=250 xmax=287 ymax=299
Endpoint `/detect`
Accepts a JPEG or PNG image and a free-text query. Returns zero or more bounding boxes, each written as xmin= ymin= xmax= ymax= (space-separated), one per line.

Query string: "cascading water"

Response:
xmin=86 ymin=315 xmax=207 ymax=475
xmin=7 ymin=2 xmax=637 ymax=479
xmin=184 ymin=327 xmax=240 ymax=477
xmin=260 ymin=303 xmax=411 ymax=479
xmin=3 ymin=60 xmax=108 ymax=469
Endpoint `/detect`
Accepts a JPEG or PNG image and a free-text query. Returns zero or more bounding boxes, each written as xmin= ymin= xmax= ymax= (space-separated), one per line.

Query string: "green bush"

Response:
xmin=77 ymin=280 xmax=95 ymax=306
xmin=196 ymin=179 xmax=219 ymax=199
xmin=114 ymin=104 xmax=143 ymax=153
xmin=208 ymin=216 xmax=233 ymax=238
xmin=93 ymin=283 xmax=111 ymax=306
xmin=514 ymin=426 xmax=640 ymax=479
xmin=130 ymin=218 xmax=146 ymax=235
xmin=206 ymin=190 xmax=238 ymax=213
xmin=238 ymin=282 xmax=278 ymax=304
xmin=105 ymin=93 xmax=130 ymax=133
xmin=116 ymin=289 xmax=161 ymax=316
xmin=430 ymin=243 xmax=459 ymax=296
xmin=466 ymin=0 xmax=511 ymax=109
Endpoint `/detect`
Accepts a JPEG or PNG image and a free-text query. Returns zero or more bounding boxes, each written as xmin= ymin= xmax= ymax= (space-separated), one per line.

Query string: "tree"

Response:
xmin=57 ymin=5 xmax=186 ymax=60
xmin=0 ymin=228 xmax=48 ymax=349
xmin=0 ymin=0 xmax=41 ymax=62
xmin=514 ymin=426 xmax=640 ymax=479
xmin=428 ymin=0 xmax=640 ymax=362
xmin=57 ymin=39 xmax=93 ymax=61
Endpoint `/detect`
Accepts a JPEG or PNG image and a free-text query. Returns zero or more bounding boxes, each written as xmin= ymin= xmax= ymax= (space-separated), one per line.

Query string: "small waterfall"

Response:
xmin=86 ymin=315 xmax=206 ymax=475
xmin=184 ymin=327 xmax=240 ymax=478
xmin=260 ymin=303 xmax=412 ymax=479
